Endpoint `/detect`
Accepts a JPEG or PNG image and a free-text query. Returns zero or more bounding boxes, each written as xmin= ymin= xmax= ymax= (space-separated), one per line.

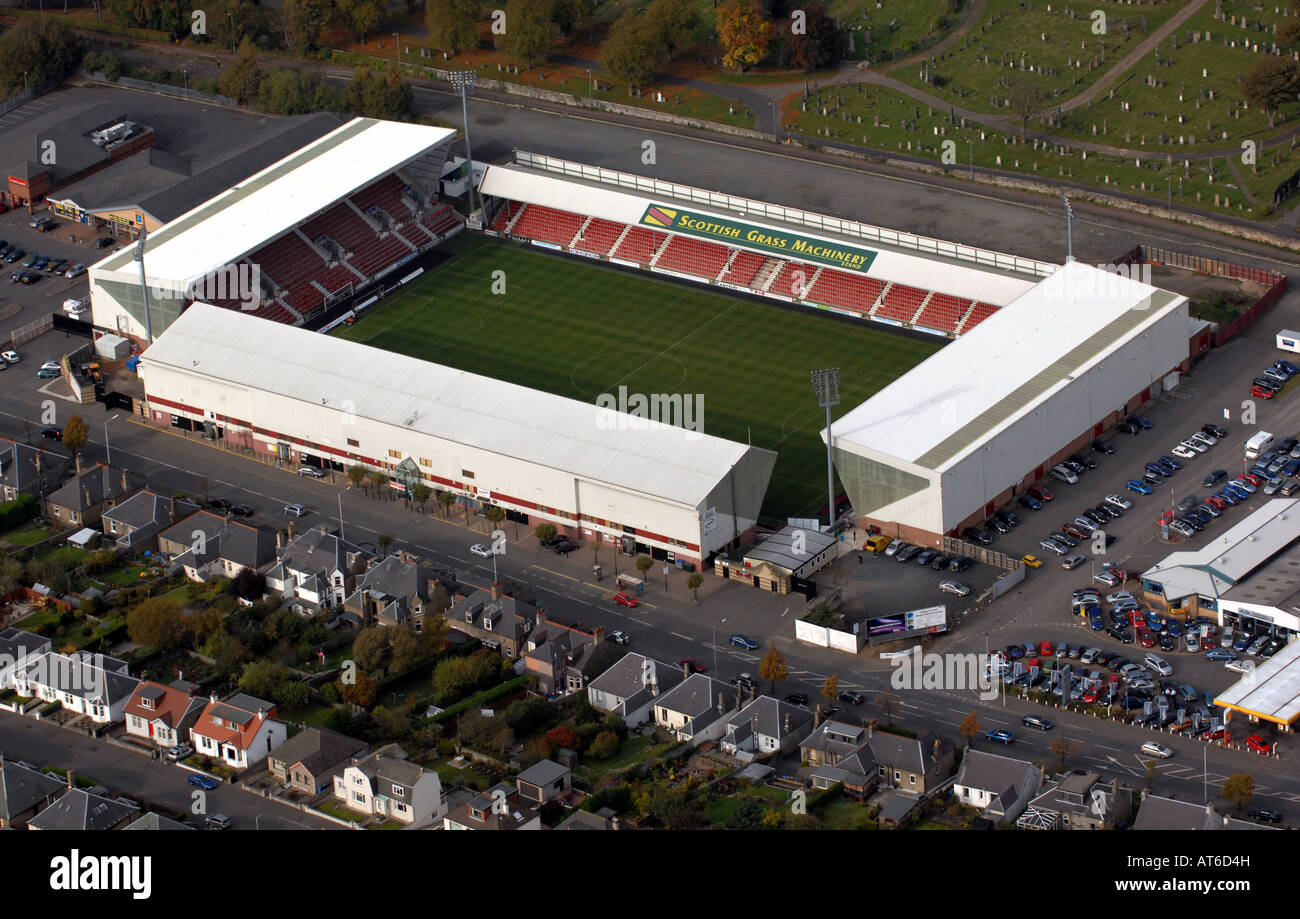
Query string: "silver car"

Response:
xmin=939 ymin=581 xmax=970 ymax=596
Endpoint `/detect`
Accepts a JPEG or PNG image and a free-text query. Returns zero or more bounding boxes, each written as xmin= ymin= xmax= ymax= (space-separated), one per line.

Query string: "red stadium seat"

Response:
xmin=350 ymin=173 xmax=414 ymax=223
xmin=912 ymin=293 xmax=972 ymax=334
xmin=718 ymin=251 xmax=766 ymax=287
xmin=770 ymin=262 xmax=818 ymax=300
xmin=958 ymin=301 xmax=1000 ymax=332
xmin=572 ymin=218 xmax=625 ymax=256
xmin=654 ymin=235 xmax=732 ymax=278
xmin=804 ymin=267 xmax=884 ymax=313
xmin=612 ymin=226 xmax=667 ymax=263
xmin=508 ymin=203 xmax=585 ymax=247
xmin=873 ymin=282 xmax=928 ymax=323
xmin=250 ymin=234 xmax=325 ymax=290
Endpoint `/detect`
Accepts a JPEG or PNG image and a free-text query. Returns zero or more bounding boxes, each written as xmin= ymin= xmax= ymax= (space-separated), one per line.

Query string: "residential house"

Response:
xmin=1131 ymin=792 xmax=1278 ymax=831
xmin=801 ymin=721 xmax=881 ymax=799
xmin=101 ymin=490 xmax=199 ymax=553
xmin=14 ymin=651 xmax=139 ymax=724
xmin=446 ymin=584 xmax=535 ymax=658
xmin=869 ymin=727 xmax=954 ymax=794
xmin=0 ymin=757 xmax=66 ymax=827
xmin=442 ymin=782 xmax=541 ymax=831
xmin=0 ymin=438 xmax=67 ymax=503
xmin=524 ymin=614 xmax=621 ymax=695
xmin=43 ymin=463 xmax=142 ymax=529
xmin=27 ymin=784 xmax=138 ymax=831
xmin=266 ymin=526 xmax=373 ymax=615
xmin=123 ymin=680 xmax=204 ymax=749
xmin=166 ymin=514 xmax=275 ymax=583
xmin=800 ymin=720 xmax=871 ymax=767
xmin=267 ymin=727 xmax=367 ymax=795
xmin=0 ymin=627 xmax=51 ymax=691
xmin=334 ymin=743 xmax=444 ymax=825
xmin=342 ymin=551 xmax=443 ymax=630
xmin=953 ymin=748 xmax=1044 ymax=824
xmin=1017 ymin=772 xmax=1133 ymax=830
xmin=652 ymin=673 xmax=739 ymax=743
xmin=189 ymin=692 xmax=287 ymax=769
xmin=515 ymin=759 xmax=571 ymax=805
xmin=586 ymin=653 xmax=685 ymax=727
xmin=555 ymin=807 xmax=624 ymax=831
xmin=123 ymin=812 xmax=196 ymax=831
xmin=720 ymin=696 xmax=813 ymax=759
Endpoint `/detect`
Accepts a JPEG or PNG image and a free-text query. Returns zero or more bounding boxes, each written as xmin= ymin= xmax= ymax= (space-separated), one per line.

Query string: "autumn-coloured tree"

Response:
xmin=758 ymin=644 xmax=789 ymax=692
xmin=218 ymin=38 xmax=264 ymax=107
xmin=1221 ymin=773 xmax=1255 ymax=812
xmin=338 ymin=672 xmax=378 ymax=708
xmin=425 ymin=0 xmax=479 ymax=56
xmin=544 ymin=724 xmax=581 ymax=756
xmin=602 ymin=10 xmax=662 ymax=92
xmin=1049 ymin=735 xmax=1079 ymax=770
xmin=498 ymin=0 xmax=557 ymax=69
xmin=126 ymin=596 xmax=185 ymax=651
xmin=347 ymin=464 xmax=367 ymax=490
xmin=958 ymin=710 xmax=981 ymax=746
xmin=821 ymin=673 xmax=839 ymax=709
xmin=647 ymin=0 xmax=699 ymax=62
xmin=876 ymin=690 xmax=900 ymax=726
xmin=717 ymin=0 xmax=772 ymax=72
xmin=62 ymin=414 xmax=89 ymax=457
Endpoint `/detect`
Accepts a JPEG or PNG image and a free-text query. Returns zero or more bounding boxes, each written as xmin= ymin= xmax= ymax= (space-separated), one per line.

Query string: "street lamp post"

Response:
xmin=182 ymin=69 xmax=188 ymax=99
xmin=338 ymin=486 xmax=351 ymax=542
xmin=713 ymin=618 xmax=726 ymax=673
xmin=967 ymin=139 xmax=974 ymax=179
xmin=1166 ymin=176 xmax=1172 ymax=218
xmin=104 ymin=414 xmax=120 ymax=466
xmin=770 ymin=102 xmax=778 ymax=141
xmin=586 ymin=68 xmax=592 ymax=106
xmin=394 ymin=33 xmax=400 ymax=65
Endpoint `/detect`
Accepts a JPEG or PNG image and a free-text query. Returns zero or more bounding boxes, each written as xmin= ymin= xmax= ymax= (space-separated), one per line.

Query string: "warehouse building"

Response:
xmin=138 ymin=304 xmax=777 ymax=569
xmin=825 ymin=260 xmax=1190 ymax=545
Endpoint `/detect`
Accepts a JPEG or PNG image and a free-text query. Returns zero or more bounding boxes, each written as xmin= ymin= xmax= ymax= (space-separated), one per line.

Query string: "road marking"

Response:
xmin=670 ymin=632 xmax=694 ymax=641
xmin=630 ymin=618 xmax=652 ymax=627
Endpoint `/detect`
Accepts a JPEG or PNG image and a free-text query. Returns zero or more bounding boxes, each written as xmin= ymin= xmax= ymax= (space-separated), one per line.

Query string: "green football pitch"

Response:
xmin=333 ymin=233 xmax=943 ymax=520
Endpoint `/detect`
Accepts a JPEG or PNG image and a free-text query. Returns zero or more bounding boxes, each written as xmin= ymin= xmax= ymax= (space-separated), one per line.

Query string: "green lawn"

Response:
xmin=818 ymin=797 xmax=880 ymax=829
xmin=315 ymin=798 xmax=368 ymax=822
xmin=1 ymin=525 xmax=54 ymax=547
xmin=335 ymin=235 xmax=941 ymax=520
xmin=831 ymin=0 xmax=962 ymax=63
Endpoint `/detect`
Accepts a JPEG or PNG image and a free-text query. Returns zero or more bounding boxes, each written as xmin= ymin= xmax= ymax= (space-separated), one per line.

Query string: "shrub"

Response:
xmin=587 ymin=730 xmax=620 ymax=760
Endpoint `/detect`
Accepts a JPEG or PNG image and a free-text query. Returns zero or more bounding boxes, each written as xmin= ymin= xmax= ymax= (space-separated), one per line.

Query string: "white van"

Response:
xmin=1245 ymin=431 xmax=1274 ymax=461
xmin=62 ymin=297 xmax=89 ymax=316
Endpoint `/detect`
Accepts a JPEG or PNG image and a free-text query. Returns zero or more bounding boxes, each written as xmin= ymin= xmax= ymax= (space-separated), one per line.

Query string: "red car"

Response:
xmin=1128 ymin=610 xmax=1145 ymax=627
xmin=679 ymin=658 xmax=706 ymax=674
xmin=1138 ymin=628 xmax=1155 ymax=648
xmin=1207 ymin=495 xmax=1229 ymax=510
xmin=1241 ymin=472 xmax=1264 ymax=487
xmin=1082 ymin=686 xmax=1100 ymax=704
xmin=1207 ymin=727 xmax=1231 ymax=741
xmin=613 ymin=593 xmax=638 ymax=608
xmin=1062 ymin=523 xmax=1088 ymax=539
xmin=1028 ymin=485 xmax=1054 ymax=502
xmin=1157 ymin=510 xmax=1175 ymax=526
xmin=1038 ymin=640 xmax=1054 ymax=656
xmin=1251 ymin=385 xmax=1275 ymax=400
xmin=1247 ymin=735 xmax=1273 ymax=754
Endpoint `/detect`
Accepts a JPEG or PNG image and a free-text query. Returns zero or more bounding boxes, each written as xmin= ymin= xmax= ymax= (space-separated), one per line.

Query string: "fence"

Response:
xmin=941 ymin=536 xmax=1021 ymax=571
xmin=7 ymin=314 xmax=53 ymax=348
xmin=78 ymin=71 xmax=237 ymax=107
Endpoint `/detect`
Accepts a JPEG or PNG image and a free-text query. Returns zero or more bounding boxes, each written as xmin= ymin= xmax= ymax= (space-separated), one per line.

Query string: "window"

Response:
xmin=419 ymin=457 xmax=431 ymax=467
xmin=347 ymin=438 xmax=359 ymax=447
xmin=461 ymin=469 xmax=475 ymax=479
xmin=391 ymin=786 xmax=405 ymax=798
xmin=909 ymin=775 xmax=916 ymax=785
xmin=388 ymin=449 xmax=401 ymax=459
xmin=352 ymin=791 xmax=366 ymax=803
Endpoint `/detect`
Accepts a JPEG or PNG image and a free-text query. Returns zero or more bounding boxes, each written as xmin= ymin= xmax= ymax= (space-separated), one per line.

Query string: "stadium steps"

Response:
xmin=278 ymin=298 xmax=303 ymax=321
xmin=395 ymin=225 xmax=428 ymax=249
xmin=717 ymin=248 xmax=739 ymax=281
xmin=956 ymin=301 xmax=1000 ymax=333
xmin=310 ymin=279 xmax=331 ymax=297
xmin=866 ymin=281 xmax=889 ymax=317
xmin=907 ymin=291 xmax=934 ymax=326
xmin=294 ymin=228 xmax=332 ymax=263
xmin=804 ymin=266 xmax=824 ymax=299
xmin=718 ymin=251 xmax=767 ymax=287
xmin=503 ymin=203 xmax=527 ymax=234
xmin=755 ymin=257 xmax=784 ymax=291
xmin=346 ymin=199 xmax=382 ymax=232
xmin=571 ymin=215 xmax=593 ymax=249
xmin=647 ymin=233 xmax=673 ymax=267
xmin=392 ymin=230 xmax=418 ymax=253
xmin=610 ymin=224 xmax=633 ymax=254
xmin=343 ymin=262 xmax=367 ymax=281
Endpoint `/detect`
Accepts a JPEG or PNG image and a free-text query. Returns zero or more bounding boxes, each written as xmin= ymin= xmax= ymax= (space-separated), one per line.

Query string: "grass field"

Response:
xmin=334 ymin=234 xmax=942 ymax=520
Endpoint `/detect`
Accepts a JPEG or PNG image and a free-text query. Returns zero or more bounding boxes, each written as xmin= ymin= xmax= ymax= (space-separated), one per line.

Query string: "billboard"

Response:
xmin=866 ymin=616 xmax=906 ymax=636
xmin=904 ymin=605 xmax=948 ymax=632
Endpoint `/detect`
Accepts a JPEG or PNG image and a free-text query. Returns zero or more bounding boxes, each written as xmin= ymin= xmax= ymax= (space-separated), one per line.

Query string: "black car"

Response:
xmin=929 ymin=553 xmax=951 ymax=570
xmin=1070 ymin=452 xmax=1099 ymax=471
xmin=1202 ymin=469 xmax=1228 ymax=488
xmin=1117 ymin=422 xmax=1140 ymax=435
xmin=208 ymin=498 xmax=232 ymax=511
xmin=1083 ymin=509 xmax=1108 ymax=526
xmin=1091 ymin=438 xmax=1115 ymax=455
xmin=1203 ymin=423 xmax=1229 ymax=439
xmin=1179 ymin=514 xmax=1204 ymax=532
xmin=989 ymin=516 xmax=1012 ymax=535
xmin=783 ymin=692 xmax=809 ymax=706
xmin=1107 ymin=625 xmax=1133 ymax=644
xmin=16 ymin=271 xmax=38 ymax=285
xmin=1248 ymin=808 xmax=1283 ymax=823
xmin=948 ymin=556 xmax=974 ymax=572
xmin=839 ymin=690 xmax=865 ymax=705
xmin=1159 ymin=634 xmax=1176 ymax=652
xmin=1280 ymin=437 xmax=1298 ymax=455
xmin=93 ymin=237 xmax=114 ymax=249
xmin=553 ymin=541 xmax=578 ymax=554
xmin=230 ymin=504 xmax=254 ymax=517
xmin=4 ymin=249 xmax=23 ymax=263
xmin=1253 ymin=377 xmax=1282 ymax=393
xmin=1094 ymin=651 xmax=1118 ymax=668
xmin=964 ymin=528 xmax=994 ymax=546
xmin=539 ymin=534 xmax=565 ymax=548
xmin=40 ymin=428 xmax=62 ymax=440
xmin=1127 ymin=414 xmax=1153 ymax=429
xmin=1063 ymin=460 xmax=1086 ymax=475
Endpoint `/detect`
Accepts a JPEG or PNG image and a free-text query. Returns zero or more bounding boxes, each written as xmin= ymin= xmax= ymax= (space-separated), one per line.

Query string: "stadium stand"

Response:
xmin=613 ymin=226 xmax=667 ymax=264
xmin=509 ymin=204 xmax=585 ymax=247
xmin=912 ymin=292 xmax=972 ymax=334
xmin=251 ymin=233 xmax=324 ymax=294
xmin=422 ymin=203 xmax=460 ymax=238
xmin=769 ymin=261 xmax=816 ymax=300
xmin=350 ymin=173 xmax=412 ymax=223
xmin=873 ymin=282 xmax=929 ymax=324
xmin=348 ymin=234 xmax=411 ymax=278
xmin=718 ymin=251 xmax=766 ymax=287
xmin=805 ymin=267 xmax=885 ymax=315
xmin=957 ymin=301 xmax=1000 ymax=332
xmin=301 ymin=203 xmax=374 ymax=256
xmin=572 ymin=217 xmax=625 ymax=256
xmin=654 ymin=235 xmax=732 ymax=278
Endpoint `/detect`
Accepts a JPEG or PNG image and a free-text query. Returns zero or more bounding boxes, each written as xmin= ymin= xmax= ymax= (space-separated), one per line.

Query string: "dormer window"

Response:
xmin=140 ymin=697 xmax=154 ymax=709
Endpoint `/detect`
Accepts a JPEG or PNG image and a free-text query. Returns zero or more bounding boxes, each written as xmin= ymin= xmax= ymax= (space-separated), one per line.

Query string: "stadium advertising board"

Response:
xmin=640 ymin=205 xmax=878 ymax=273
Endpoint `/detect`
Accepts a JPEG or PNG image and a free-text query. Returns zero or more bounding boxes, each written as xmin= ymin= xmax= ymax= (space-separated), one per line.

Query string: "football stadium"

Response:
xmin=122 ymin=123 xmax=1194 ymax=566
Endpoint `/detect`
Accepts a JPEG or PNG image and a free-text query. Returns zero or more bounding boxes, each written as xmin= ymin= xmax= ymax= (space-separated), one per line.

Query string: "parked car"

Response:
xmin=469 ymin=544 xmax=494 ymax=558
xmin=1027 ymin=485 xmax=1054 ymax=502
xmin=1092 ymin=570 xmax=1120 ymax=587
xmin=205 ymin=814 xmax=232 ymax=830
xmin=1246 ymin=735 xmax=1273 ymax=754
xmin=1021 ymin=715 xmax=1054 ymax=731
xmin=188 ymin=774 xmax=218 ymax=790
xmin=1061 ymin=554 xmax=1086 ymax=570
xmin=1248 ymin=807 xmax=1283 ymax=823
xmin=297 ymin=466 xmax=326 ymax=478
xmin=1126 ymin=479 xmax=1153 ymax=495
xmin=1018 ymin=494 xmax=1044 ymax=511
xmin=1104 ymin=494 xmax=1133 ymax=511
xmin=729 ymin=634 xmax=759 ymax=650
xmin=839 ymin=690 xmax=865 ymax=705
xmin=1128 ymin=414 xmax=1153 ymax=430
xmin=164 ymin=744 xmax=193 ymax=762
xmin=948 ymin=556 xmax=974 ymax=573
xmin=606 ymin=630 xmax=631 ymax=646
xmin=783 ymin=692 xmax=809 ymax=706
xmin=939 ymin=581 xmax=970 ymax=596
xmin=1091 ymin=438 xmax=1115 ymax=455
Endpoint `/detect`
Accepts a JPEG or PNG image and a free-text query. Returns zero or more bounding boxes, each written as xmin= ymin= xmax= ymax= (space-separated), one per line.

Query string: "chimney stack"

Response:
xmin=784 ymin=712 xmax=791 ymax=734
xmin=210 ymin=693 xmax=218 ymax=704
xmin=66 ymin=769 xmax=75 ymax=791
xmin=867 ymin=719 xmax=875 ymax=740
xmin=170 ymin=495 xmax=176 ymax=519
xmin=75 ymin=453 xmax=83 ymax=474
xmin=491 ymin=581 xmax=502 ymax=601
xmin=121 ymin=468 xmax=128 ymax=492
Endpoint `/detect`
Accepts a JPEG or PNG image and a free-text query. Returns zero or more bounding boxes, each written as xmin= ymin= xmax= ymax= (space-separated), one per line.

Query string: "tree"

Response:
xmin=238 ymin=659 xmax=288 ymax=700
xmin=426 ymin=0 xmax=479 ymax=55
xmin=485 ymin=506 xmax=505 ymax=533
xmin=258 ymin=69 xmax=340 ymax=115
xmin=438 ymin=490 xmax=457 ymax=518
xmin=543 ymin=724 xmax=581 ymax=756
xmin=551 ymin=0 xmax=593 ymax=38
xmin=1242 ymin=57 xmax=1300 ymax=128
xmin=758 ymin=644 xmax=788 ymax=692
xmin=126 ymin=597 xmax=185 ymax=651
xmin=378 ymin=534 xmax=395 ymax=555
xmin=372 ymin=704 xmax=410 ymax=740
xmin=601 ymin=11 xmax=663 ymax=92
xmin=282 ymin=0 xmax=333 ymax=53
xmin=1007 ymin=74 xmax=1043 ymax=139
xmin=1143 ymin=758 xmax=1157 ymax=790
xmin=338 ymin=672 xmax=378 ymax=708
xmin=635 ymin=555 xmax=653 ymax=581
xmin=219 ymin=38 xmax=265 ymax=107
xmin=458 ymin=710 xmax=513 ymax=755
xmin=61 ymin=414 xmax=89 ymax=458
xmin=0 ymin=558 xmax=24 ymax=594
xmin=1221 ymin=773 xmax=1255 ymax=811
xmin=411 ymin=483 xmax=431 ymax=514
xmin=503 ymin=696 xmax=554 ymax=735
xmin=352 ymin=627 xmax=391 ymax=672
xmin=717 ymin=0 xmax=772 ymax=72
xmin=336 ymin=0 xmax=384 ymax=41
xmin=347 ymin=464 xmax=368 ymax=490
xmin=231 ymin=567 xmax=266 ymax=601
xmin=876 ymin=690 xmax=900 ymax=727
xmin=588 ymin=730 xmax=620 ymax=759
xmin=498 ymin=0 xmax=556 ymax=69
xmin=958 ymin=710 xmax=981 ymax=746
xmin=1049 ymin=735 xmax=1079 ymax=770
xmin=647 ymin=0 xmax=699 ymax=62
xmin=1281 ymin=20 xmax=1300 ymax=49
xmin=534 ymin=522 xmax=557 ymax=541
xmin=367 ymin=469 xmax=390 ymax=496
xmin=387 ymin=625 xmax=425 ymax=673
xmin=788 ymin=4 xmax=845 ymax=72
xmin=821 ymin=672 xmax=839 ymax=710
xmin=686 ymin=571 xmax=703 ymax=600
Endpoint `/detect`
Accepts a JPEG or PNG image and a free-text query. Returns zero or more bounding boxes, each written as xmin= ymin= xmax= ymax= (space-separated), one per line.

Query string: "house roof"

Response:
xmin=0 ymin=628 xmax=50 ymax=667
xmin=587 ymin=652 xmax=685 ymax=704
xmin=1131 ymin=794 xmax=1275 ymax=831
xmin=122 ymin=812 xmax=196 ymax=830
xmin=554 ymin=808 xmax=621 ymax=830
xmin=0 ymin=760 xmax=65 ymax=821
xmin=0 ymin=438 xmax=65 ymax=494
xmin=742 ymin=526 xmax=837 ymax=572
xmin=269 ymin=727 xmax=367 ymax=777
xmin=169 ymin=515 xmax=274 ymax=570
xmin=351 ymin=743 xmax=427 ymax=792
xmin=800 ymin=719 xmax=869 ymax=757
xmin=21 ymin=651 xmax=139 ymax=705
xmin=279 ymin=527 xmax=372 ymax=579
xmin=191 ymin=693 xmax=278 ymax=749
xmin=123 ymin=680 xmax=201 ymax=729
xmin=654 ymin=673 xmax=731 ymax=721
xmin=102 ymin=490 xmax=198 ymax=532
xmin=868 ymin=729 xmax=948 ymax=775
xmin=516 ymin=759 xmax=569 ymax=788
xmin=353 ymin=553 xmax=429 ymax=602
xmin=45 ymin=464 xmax=139 ymax=512
xmin=956 ymin=749 xmax=1037 ymax=803
xmin=28 ymin=788 xmax=136 ymax=830
xmin=451 ymin=589 xmax=533 ymax=641
xmin=729 ymin=695 xmax=812 ymax=742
